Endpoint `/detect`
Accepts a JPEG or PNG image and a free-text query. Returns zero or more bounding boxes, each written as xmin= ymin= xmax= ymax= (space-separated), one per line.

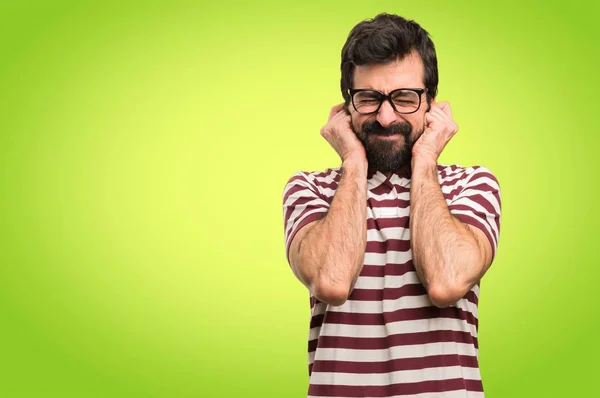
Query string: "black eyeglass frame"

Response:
xmin=348 ymin=88 xmax=428 ymax=115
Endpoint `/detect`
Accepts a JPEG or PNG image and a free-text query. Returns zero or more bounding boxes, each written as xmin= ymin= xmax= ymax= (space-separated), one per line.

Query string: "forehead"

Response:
xmin=352 ymin=51 xmax=424 ymax=91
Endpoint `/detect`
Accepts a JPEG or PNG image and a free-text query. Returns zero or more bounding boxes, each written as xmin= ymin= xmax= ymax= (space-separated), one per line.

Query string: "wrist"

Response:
xmin=411 ymin=155 xmax=438 ymax=174
xmin=342 ymin=154 xmax=368 ymax=176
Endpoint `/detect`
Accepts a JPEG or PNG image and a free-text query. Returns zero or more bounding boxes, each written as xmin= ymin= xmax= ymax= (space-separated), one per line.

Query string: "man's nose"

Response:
xmin=376 ymin=99 xmax=397 ymax=127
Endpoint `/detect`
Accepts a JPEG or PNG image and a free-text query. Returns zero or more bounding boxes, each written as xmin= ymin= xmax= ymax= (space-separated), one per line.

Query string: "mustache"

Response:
xmin=361 ymin=120 xmax=412 ymax=136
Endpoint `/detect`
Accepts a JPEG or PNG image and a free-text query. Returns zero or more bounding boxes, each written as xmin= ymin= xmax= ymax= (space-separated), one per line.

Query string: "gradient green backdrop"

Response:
xmin=1 ymin=1 xmax=598 ymax=397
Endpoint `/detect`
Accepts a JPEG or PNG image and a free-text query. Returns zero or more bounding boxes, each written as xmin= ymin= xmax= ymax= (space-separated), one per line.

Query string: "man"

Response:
xmin=282 ymin=13 xmax=501 ymax=398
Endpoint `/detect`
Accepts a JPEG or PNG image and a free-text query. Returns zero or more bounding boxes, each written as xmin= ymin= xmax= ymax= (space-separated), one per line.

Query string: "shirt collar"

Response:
xmin=367 ymin=164 xmax=412 ymax=190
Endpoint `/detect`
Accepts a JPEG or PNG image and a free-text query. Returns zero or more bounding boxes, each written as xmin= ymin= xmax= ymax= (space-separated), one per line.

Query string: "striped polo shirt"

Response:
xmin=282 ymin=164 xmax=502 ymax=398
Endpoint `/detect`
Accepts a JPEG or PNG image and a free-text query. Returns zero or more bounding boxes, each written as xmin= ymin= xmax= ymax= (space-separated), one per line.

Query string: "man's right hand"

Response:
xmin=320 ymin=104 xmax=366 ymax=163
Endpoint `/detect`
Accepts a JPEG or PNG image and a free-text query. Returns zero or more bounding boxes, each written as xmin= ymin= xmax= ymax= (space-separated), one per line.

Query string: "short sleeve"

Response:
xmin=282 ymin=172 xmax=330 ymax=264
xmin=448 ymin=167 xmax=502 ymax=259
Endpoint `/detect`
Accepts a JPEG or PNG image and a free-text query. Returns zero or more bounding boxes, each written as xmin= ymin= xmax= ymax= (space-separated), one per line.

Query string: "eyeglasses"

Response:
xmin=348 ymin=88 xmax=428 ymax=115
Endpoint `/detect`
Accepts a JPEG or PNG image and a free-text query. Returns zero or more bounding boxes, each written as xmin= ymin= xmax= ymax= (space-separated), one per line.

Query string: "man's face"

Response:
xmin=349 ymin=51 xmax=430 ymax=173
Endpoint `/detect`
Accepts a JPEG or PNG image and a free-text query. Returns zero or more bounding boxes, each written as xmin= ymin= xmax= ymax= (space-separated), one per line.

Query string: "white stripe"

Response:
xmin=327 ymin=295 xmax=479 ymax=319
xmin=282 ymin=174 xmax=312 ymax=197
xmin=282 ymin=185 xmax=316 ymax=207
xmin=438 ymin=171 xmax=469 ymax=185
xmin=313 ymin=341 xmax=478 ymax=362
xmin=453 ymin=190 xmax=501 ymax=216
xmin=352 ymin=271 xmax=421 ymax=290
xmin=468 ymin=174 xmax=500 ymax=190
xmin=308 ymin=349 xmax=315 ymax=364
xmin=440 ymin=181 xmax=466 ymax=195
xmin=472 ymin=284 xmax=480 ymax=299
xmin=369 ymin=206 xmax=409 ymax=219
xmin=329 ymin=294 xmax=428 ymax=314
xmin=311 ymin=301 xmax=328 ymax=317
xmin=310 ymin=365 xmax=481 ymax=386
xmin=309 ymin=316 xmax=478 ymax=340
xmin=365 ymin=227 xmax=410 ymax=242
xmin=332 ymin=294 xmax=428 ymax=313
xmin=367 ymin=190 xmax=411 ymax=202
xmin=362 ymin=250 xmax=413 ymax=266
xmin=454 ymin=187 xmax=500 ymax=207
xmin=456 ymin=297 xmax=479 ymax=320
xmin=456 ymin=181 xmax=500 ymax=202
xmin=284 ymin=201 xmax=310 ymax=240
xmin=367 ymin=228 xmax=410 ymax=242
xmin=388 ymin=174 xmax=411 ymax=186
xmin=363 ymin=250 xmax=412 ymax=265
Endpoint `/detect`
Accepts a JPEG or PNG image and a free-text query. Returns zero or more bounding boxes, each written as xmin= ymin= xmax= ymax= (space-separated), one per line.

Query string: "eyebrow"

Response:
xmin=391 ymin=89 xmax=415 ymax=96
xmin=356 ymin=90 xmax=382 ymax=96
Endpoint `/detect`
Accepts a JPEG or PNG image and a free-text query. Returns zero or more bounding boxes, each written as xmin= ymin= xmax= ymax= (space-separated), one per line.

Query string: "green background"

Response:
xmin=1 ymin=1 xmax=598 ymax=397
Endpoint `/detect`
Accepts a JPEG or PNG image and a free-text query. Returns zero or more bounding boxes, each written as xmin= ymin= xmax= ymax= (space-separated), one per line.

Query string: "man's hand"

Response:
xmin=412 ymin=101 xmax=458 ymax=164
xmin=320 ymin=104 xmax=366 ymax=163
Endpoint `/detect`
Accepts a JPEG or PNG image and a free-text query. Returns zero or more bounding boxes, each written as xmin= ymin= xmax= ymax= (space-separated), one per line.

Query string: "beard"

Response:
xmin=356 ymin=120 xmax=420 ymax=173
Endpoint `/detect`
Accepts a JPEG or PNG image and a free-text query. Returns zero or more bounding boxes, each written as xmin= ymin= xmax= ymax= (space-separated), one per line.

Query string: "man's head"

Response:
xmin=340 ymin=13 xmax=438 ymax=173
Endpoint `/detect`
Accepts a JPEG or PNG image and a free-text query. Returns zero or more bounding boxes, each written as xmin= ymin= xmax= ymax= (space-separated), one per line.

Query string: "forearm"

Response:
xmin=410 ymin=159 xmax=481 ymax=306
xmin=299 ymin=157 xmax=368 ymax=304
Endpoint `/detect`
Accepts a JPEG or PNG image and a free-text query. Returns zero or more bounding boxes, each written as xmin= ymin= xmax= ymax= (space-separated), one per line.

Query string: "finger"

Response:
xmin=432 ymin=106 xmax=458 ymax=131
xmin=431 ymin=106 xmax=451 ymax=123
xmin=424 ymin=112 xmax=439 ymax=129
xmin=329 ymin=103 xmax=345 ymax=121
xmin=426 ymin=111 xmax=445 ymax=125
xmin=437 ymin=101 xmax=453 ymax=119
xmin=329 ymin=112 xmax=351 ymax=128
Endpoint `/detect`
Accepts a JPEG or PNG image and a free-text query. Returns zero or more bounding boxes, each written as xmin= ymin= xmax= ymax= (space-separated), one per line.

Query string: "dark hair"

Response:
xmin=341 ymin=13 xmax=438 ymax=105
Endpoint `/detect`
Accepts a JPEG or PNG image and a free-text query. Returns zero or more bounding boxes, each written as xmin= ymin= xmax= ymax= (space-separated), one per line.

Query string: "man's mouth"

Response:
xmin=372 ymin=132 xmax=401 ymax=139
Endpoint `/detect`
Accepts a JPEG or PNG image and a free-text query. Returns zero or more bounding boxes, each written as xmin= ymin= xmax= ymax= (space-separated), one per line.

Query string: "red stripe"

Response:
xmin=443 ymin=184 xmax=466 ymax=200
xmin=366 ymin=217 xmax=410 ymax=230
xmin=283 ymin=183 xmax=311 ymax=204
xmin=462 ymin=182 xmax=499 ymax=196
xmin=284 ymin=196 xmax=325 ymax=226
xmin=315 ymin=329 xmax=477 ymax=350
xmin=359 ymin=261 xmax=413 ymax=277
xmin=365 ymin=239 xmax=412 ymax=254
xmin=463 ymin=289 xmax=479 ymax=305
xmin=371 ymin=183 xmax=394 ymax=196
xmin=388 ymin=184 xmax=410 ymax=194
xmin=310 ymin=313 xmax=325 ymax=329
xmin=349 ymin=284 xmax=427 ymax=301
xmin=367 ymin=197 xmax=410 ymax=208
xmin=450 ymin=193 xmax=499 ymax=219
xmin=320 ymin=306 xmax=478 ymax=328
xmin=439 ymin=174 xmax=466 ymax=187
xmin=469 ymin=170 xmax=498 ymax=184
xmin=313 ymin=168 xmax=341 ymax=180
xmin=285 ymin=181 xmax=330 ymax=203
xmin=309 ymin=338 xmax=318 ymax=352
xmin=438 ymin=165 xmax=458 ymax=179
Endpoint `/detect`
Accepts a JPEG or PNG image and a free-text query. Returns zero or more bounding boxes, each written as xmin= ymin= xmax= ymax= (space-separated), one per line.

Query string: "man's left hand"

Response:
xmin=412 ymin=101 xmax=458 ymax=164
